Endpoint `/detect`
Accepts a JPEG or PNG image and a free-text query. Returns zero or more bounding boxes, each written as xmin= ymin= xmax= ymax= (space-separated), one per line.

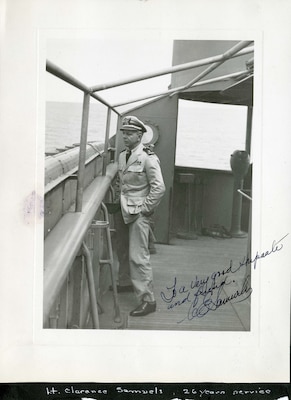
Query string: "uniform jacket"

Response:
xmin=115 ymin=143 xmax=165 ymax=224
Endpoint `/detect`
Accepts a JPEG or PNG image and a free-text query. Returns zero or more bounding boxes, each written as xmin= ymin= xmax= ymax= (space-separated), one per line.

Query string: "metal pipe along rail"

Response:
xmin=43 ymin=162 xmax=118 ymax=324
xmin=46 ymin=60 xmax=120 ymax=115
xmin=170 ymin=41 xmax=253 ymax=97
xmin=112 ymin=70 xmax=250 ymax=108
xmin=90 ymin=45 xmax=254 ymax=93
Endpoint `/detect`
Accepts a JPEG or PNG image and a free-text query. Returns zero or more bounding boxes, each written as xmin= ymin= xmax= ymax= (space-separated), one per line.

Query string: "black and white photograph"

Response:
xmin=0 ymin=0 xmax=290 ymax=385
xmin=44 ymin=38 xmax=254 ymax=332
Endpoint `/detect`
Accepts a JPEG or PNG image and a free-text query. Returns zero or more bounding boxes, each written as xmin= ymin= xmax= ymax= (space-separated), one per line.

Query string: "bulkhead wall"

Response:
xmin=115 ymin=95 xmax=179 ymax=244
xmin=171 ymin=40 xmax=252 ymax=90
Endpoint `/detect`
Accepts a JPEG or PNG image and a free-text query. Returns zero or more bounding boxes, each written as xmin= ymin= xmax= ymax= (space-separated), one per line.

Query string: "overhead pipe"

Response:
xmin=46 ymin=60 xmax=121 ymax=211
xmin=90 ymin=45 xmax=253 ymax=93
xmin=75 ymin=93 xmax=90 ymax=212
xmin=46 ymin=60 xmax=120 ymax=115
xmin=170 ymin=41 xmax=253 ymax=97
xmin=90 ymin=92 xmax=121 ymax=116
xmin=112 ymin=70 xmax=249 ymax=108
xmin=46 ymin=59 xmax=90 ymax=93
xmin=102 ymin=108 xmax=111 ymax=176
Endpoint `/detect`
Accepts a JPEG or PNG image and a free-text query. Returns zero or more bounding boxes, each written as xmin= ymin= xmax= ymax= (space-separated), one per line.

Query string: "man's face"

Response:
xmin=122 ymin=129 xmax=142 ymax=150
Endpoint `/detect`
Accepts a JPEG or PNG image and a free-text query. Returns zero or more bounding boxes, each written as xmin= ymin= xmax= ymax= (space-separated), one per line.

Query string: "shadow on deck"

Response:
xmin=98 ymin=235 xmax=251 ymax=331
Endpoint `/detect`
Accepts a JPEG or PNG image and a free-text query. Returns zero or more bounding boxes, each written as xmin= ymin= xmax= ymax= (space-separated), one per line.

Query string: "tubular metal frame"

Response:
xmin=45 ymin=40 xmax=254 ymax=328
xmin=90 ymin=44 xmax=254 ymax=93
xmin=111 ymin=70 xmax=250 ymax=108
xmin=46 ymin=41 xmax=254 ymax=209
xmin=169 ymin=41 xmax=253 ymax=97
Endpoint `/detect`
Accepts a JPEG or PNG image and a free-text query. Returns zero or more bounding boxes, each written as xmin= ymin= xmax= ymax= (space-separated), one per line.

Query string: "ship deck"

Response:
xmin=98 ymin=234 xmax=251 ymax=331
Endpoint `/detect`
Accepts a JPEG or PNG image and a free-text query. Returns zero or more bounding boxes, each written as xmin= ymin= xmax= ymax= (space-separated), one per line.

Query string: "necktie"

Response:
xmin=126 ymin=150 xmax=131 ymax=163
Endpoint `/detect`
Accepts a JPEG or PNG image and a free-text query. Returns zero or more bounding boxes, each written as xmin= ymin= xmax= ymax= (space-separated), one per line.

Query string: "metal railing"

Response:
xmin=44 ymin=162 xmax=117 ymax=325
xmin=46 ymin=61 xmax=120 ymax=211
xmin=46 ymin=41 xmax=254 ymax=208
xmin=90 ymin=43 xmax=253 ymax=93
xmin=45 ymin=62 xmax=121 ymax=327
xmin=44 ymin=41 xmax=254 ymax=327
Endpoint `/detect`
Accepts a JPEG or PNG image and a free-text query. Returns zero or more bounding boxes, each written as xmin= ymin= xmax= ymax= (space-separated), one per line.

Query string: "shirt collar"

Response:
xmin=129 ymin=142 xmax=143 ymax=154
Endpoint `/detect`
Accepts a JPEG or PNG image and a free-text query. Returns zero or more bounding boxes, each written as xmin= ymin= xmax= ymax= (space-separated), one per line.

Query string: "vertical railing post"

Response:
xmin=114 ymin=117 xmax=121 ymax=163
xmin=102 ymin=108 xmax=111 ymax=176
xmin=76 ymin=92 xmax=90 ymax=212
xmin=230 ymin=150 xmax=250 ymax=238
xmin=245 ymin=106 xmax=253 ymax=155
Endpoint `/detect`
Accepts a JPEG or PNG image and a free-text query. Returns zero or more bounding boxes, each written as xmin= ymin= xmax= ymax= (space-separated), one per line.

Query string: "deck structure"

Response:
xmin=44 ymin=41 xmax=253 ymax=330
xmin=98 ymin=235 xmax=251 ymax=331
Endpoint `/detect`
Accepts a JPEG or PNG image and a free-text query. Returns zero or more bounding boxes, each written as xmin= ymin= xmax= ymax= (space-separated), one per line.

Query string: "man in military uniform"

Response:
xmin=114 ymin=115 xmax=165 ymax=317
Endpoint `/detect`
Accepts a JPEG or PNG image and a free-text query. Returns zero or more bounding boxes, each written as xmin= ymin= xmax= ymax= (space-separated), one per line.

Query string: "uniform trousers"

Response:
xmin=114 ymin=211 xmax=155 ymax=303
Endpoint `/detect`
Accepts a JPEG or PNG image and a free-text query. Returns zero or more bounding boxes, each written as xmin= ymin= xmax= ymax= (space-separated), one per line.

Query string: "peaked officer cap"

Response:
xmin=120 ymin=115 xmax=147 ymax=133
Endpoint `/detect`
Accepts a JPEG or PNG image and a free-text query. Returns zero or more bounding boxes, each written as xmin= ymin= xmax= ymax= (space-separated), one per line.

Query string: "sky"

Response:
xmin=45 ymin=36 xmax=248 ymax=169
xmin=46 ymin=37 xmax=174 ymax=110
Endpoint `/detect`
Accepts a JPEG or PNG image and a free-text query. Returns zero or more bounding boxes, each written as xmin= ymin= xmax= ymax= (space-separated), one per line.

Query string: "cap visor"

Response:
xmin=120 ymin=125 xmax=142 ymax=131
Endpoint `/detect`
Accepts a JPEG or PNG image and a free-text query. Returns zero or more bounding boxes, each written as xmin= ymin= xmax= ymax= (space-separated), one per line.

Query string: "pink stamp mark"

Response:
xmin=23 ymin=190 xmax=44 ymax=225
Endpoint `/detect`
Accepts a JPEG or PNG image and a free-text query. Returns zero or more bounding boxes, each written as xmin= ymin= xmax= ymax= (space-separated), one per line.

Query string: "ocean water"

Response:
xmin=175 ymin=101 xmax=247 ymax=170
xmin=45 ymin=100 xmax=247 ymax=171
xmin=45 ymin=101 xmax=116 ymax=152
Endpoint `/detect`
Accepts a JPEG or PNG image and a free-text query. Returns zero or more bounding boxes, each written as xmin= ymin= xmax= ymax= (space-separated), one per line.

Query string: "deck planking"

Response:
xmin=98 ymin=235 xmax=251 ymax=331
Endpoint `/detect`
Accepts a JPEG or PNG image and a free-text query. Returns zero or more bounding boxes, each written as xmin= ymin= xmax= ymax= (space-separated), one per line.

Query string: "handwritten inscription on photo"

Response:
xmin=160 ymin=234 xmax=288 ymax=323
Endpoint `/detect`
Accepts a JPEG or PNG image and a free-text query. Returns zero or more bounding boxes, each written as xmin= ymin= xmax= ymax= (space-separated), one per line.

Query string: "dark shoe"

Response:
xmin=130 ymin=301 xmax=156 ymax=317
xmin=109 ymin=284 xmax=134 ymax=293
